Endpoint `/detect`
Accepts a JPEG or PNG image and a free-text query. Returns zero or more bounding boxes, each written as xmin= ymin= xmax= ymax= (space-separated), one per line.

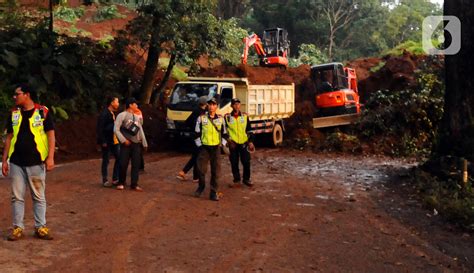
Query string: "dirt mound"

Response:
xmin=346 ymin=57 xmax=382 ymax=82
xmin=348 ymin=52 xmax=444 ymax=102
xmin=54 ymin=5 xmax=136 ymax=40
xmin=200 ymin=64 xmax=310 ymax=86
xmin=55 ymin=115 xmax=99 ymax=162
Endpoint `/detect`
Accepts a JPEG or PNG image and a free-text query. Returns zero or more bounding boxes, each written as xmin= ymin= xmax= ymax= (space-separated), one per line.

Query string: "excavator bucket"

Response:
xmin=312 ymin=113 xmax=359 ymax=129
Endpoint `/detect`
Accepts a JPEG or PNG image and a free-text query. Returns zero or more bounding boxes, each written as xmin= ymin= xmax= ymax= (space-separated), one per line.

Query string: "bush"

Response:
xmin=356 ymin=63 xmax=444 ymax=157
xmin=54 ymin=6 xmax=85 ymax=23
xmin=324 ymin=131 xmax=361 ymax=153
xmin=289 ymin=43 xmax=328 ymax=67
xmin=93 ymin=5 xmax=126 ymax=22
xmin=414 ymin=167 xmax=474 ymax=230
xmin=383 ymin=40 xmax=441 ymax=56
xmin=0 ymin=16 xmax=133 ymax=122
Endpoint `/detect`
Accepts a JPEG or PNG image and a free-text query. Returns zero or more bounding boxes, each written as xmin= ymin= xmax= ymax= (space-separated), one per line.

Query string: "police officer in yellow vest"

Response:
xmin=2 ymin=84 xmax=55 ymax=241
xmin=225 ymin=98 xmax=255 ymax=187
xmin=194 ymin=97 xmax=228 ymax=201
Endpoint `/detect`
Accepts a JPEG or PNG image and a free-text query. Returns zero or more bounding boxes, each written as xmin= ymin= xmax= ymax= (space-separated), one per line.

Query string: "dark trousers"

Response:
xmin=229 ymin=143 xmax=251 ymax=182
xmin=140 ymin=148 xmax=145 ymax=171
xmin=118 ymin=142 xmax=142 ymax=188
xmin=101 ymin=144 xmax=120 ymax=183
xmin=197 ymin=145 xmax=220 ymax=192
xmin=182 ymin=144 xmax=199 ymax=180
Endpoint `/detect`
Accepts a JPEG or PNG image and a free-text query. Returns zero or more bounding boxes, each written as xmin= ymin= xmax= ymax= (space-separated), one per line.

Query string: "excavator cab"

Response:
xmin=262 ymin=28 xmax=290 ymax=58
xmin=311 ymin=63 xmax=360 ymax=117
xmin=241 ymin=27 xmax=290 ymax=67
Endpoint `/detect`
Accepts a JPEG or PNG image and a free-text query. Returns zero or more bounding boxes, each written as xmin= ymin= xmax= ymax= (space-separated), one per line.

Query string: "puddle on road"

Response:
xmin=263 ymin=155 xmax=417 ymax=189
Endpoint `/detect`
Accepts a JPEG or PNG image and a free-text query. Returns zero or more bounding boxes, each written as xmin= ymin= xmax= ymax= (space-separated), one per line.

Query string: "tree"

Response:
xmin=216 ymin=0 xmax=250 ymax=19
xmin=320 ymin=0 xmax=358 ymax=60
xmin=382 ymin=0 xmax=441 ymax=49
xmin=126 ymin=0 xmax=223 ymax=105
xmin=242 ymin=0 xmax=390 ymax=60
xmin=436 ymin=1 xmax=474 ymax=161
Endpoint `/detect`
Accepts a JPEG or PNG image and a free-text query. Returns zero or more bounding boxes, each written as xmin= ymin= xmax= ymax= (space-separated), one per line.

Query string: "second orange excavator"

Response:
xmin=241 ymin=28 xmax=290 ymax=68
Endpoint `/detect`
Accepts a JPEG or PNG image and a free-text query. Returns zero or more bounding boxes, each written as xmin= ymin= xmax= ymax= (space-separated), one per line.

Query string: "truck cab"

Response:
xmin=166 ymin=81 xmax=235 ymax=138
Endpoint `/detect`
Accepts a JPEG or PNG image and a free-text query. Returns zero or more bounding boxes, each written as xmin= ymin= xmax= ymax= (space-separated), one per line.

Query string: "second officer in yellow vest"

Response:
xmin=194 ymin=97 xmax=228 ymax=201
xmin=225 ymin=98 xmax=254 ymax=187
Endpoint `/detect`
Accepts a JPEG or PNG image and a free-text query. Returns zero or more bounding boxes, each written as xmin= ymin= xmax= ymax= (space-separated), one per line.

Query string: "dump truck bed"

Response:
xmin=188 ymin=77 xmax=295 ymax=121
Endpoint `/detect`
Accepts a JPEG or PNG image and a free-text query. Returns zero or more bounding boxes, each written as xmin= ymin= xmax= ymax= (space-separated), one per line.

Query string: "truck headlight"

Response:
xmin=166 ymin=117 xmax=175 ymax=129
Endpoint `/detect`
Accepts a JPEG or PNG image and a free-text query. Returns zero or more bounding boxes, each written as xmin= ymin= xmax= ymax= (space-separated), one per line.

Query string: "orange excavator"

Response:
xmin=241 ymin=28 xmax=290 ymax=68
xmin=311 ymin=62 xmax=362 ymax=128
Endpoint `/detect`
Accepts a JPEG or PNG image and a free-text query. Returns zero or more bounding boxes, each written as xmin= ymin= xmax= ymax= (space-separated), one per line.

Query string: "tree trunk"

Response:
xmin=436 ymin=0 xmax=474 ymax=161
xmin=328 ymin=30 xmax=335 ymax=61
xmin=49 ymin=0 xmax=53 ymax=33
xmin=151 ymin=52 xmax=177 ymax=106
xmin=139 ymin=15 xmax=161 ymax=105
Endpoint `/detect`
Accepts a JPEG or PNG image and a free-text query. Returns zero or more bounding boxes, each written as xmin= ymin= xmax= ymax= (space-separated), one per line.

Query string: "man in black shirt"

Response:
xmin=2 ymin=84 xmax=55 ymax=241
xmin=97 ymin=96 xmax=120 ymax=187
xmin=176 ymin=96 xmax=207 ymax=182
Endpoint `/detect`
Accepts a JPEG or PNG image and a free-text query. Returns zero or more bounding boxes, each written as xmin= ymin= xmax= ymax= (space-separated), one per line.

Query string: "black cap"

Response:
xmin=231 ymin=98 xmax=241 ymax=105
xmin=207 ymin=97 xmax=217 ymax=104
xmin=125 ymin=97 xmax=137 ymax=108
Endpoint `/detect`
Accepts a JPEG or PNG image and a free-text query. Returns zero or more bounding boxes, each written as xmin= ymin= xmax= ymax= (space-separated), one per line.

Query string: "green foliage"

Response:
xmin=93 ymin=5 xmax=126 ymax=22
xmin=159 ymin=58 xmax=187 ymax=81
xmin=236 ymin=0 xmax=441 ymax=60
xmin=414 ymin=169 xmax=474 ymax=230
xmin=0 ymin=15 xmax=133 ymax=118
xmin=66 ymin=24 xmax=92 ymax=37
xmin=54 ymin=6 xmax=85 ymax=23
xmin=212 ymin=18 xmax=248 ymax=66
xmin=98 ymin=34 xmax=114 ymax=50
xmin=356 ymin=64 xmax=445 ymax=157
xmin=51 ymin=105 xmax=69 ymax=121
xmin=324 ymin=131 xmax=361 ymax=153
xmin=369 ymin=61 xmax=386 ymax=73
xmin=124 ymin=0 xmax=238 ymax=103
xmin=289 ymin=43 xmax=328 ymax=67
xmin=384 ymin=40 xmax=440 ymax=56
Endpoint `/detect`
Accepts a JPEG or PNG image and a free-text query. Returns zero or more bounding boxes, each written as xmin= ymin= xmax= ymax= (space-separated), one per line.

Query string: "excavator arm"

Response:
xmin=241 ymin=34 xmax=266 ymax=65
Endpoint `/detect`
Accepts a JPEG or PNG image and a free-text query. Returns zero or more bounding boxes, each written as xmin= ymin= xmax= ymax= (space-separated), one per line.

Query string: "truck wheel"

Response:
xmin=272 ymin=124 xmax=283 ymax=147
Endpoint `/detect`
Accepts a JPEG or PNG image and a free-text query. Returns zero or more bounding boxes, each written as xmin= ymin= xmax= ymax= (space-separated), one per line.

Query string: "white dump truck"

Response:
xmin=166 ymin=77 xmax=295 ymax=146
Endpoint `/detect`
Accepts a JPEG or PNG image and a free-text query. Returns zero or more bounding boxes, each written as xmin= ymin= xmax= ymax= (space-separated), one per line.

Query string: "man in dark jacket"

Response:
xmin=176 ymin=96 xmax=208 ymax=181
xmin=96 ymin=96 xmax=120 ymax=187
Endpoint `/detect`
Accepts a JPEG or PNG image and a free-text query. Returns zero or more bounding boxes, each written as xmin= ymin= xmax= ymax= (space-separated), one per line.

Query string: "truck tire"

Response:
xmin=272 ymin=124 xmax=283 ymax=147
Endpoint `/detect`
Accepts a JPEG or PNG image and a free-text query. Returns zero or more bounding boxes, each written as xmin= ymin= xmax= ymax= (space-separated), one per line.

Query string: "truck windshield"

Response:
xmin=168 ymin=83 xmax=218 ymax=111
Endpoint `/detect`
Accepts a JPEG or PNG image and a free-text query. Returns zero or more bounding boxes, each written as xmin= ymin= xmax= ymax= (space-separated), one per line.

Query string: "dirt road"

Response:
xmin=0 ymin=149 xmax=472 ymax=272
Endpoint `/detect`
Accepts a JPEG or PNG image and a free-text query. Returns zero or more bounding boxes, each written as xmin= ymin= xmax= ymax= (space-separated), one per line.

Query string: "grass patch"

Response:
xmin=93 ymin=5 xmax=126 ymax=22
xmin=369 ymin=61 xmax=386 ymax=73
xmin=383 ymin=40 xmax=441 ymax=56
xmin=414 ymin=166 xmax=474 ymax=230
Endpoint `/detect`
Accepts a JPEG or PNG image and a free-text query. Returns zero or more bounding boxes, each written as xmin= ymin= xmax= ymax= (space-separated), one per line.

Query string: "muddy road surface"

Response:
xmin=0 ymin=149 xmax=472 ymax=272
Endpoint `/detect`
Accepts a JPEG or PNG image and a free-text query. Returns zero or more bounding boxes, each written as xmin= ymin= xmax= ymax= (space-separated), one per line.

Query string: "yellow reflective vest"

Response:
xmin=9 ymin=105 xmax=50 ymax=161
xmin=200 ymin=114 xmax=224 ymax=146
xmin=225 ymin=113 xmax=249 ymax=144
